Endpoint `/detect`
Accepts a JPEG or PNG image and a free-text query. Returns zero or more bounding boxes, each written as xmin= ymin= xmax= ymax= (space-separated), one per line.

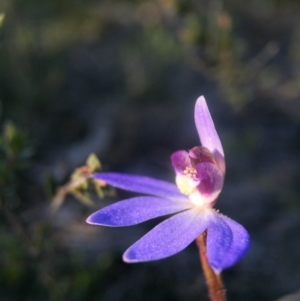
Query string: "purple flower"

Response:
xmin=86 ymin=96 xmax=250 ymax=271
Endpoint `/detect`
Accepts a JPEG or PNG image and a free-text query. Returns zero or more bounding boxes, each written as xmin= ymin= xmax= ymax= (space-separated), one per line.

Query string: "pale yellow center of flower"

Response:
xmin=176 ymin=166 xmax=222 ymax=208
xmin=176 ymin=167 xmax=198 ymax=195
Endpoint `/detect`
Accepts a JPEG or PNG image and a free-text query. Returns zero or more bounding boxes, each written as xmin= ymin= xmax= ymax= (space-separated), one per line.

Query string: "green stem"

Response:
xmin=196 ymin=231 xmax=226 ymax=301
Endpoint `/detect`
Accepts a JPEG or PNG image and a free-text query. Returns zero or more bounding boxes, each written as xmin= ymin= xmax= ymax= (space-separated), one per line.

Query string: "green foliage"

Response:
xmin=0 ymin=13 xmax=4 ymax=27
xmin=1 ymin=0 xmax=299 ymax=114
xmin=0 ymin=122 xmax=33 ymax=205
xmin=0 ymin=0 xmax=103 ymax=121
xmin=0 ymin=122 xmax=113 ymax=300
xmin=0 ymin=121 xmax=32 ymax=161
xmin=0 ymin=117 xmax=112 ymax=300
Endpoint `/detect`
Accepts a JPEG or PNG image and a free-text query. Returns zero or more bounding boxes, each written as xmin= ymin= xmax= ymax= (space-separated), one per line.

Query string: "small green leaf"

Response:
xmin=86 ymin=153 xmax=101 ymax=172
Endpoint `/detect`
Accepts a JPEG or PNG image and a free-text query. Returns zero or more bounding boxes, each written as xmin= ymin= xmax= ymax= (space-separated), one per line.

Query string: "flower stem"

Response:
xmin=196 ymin=231 xmax=226 ymax=301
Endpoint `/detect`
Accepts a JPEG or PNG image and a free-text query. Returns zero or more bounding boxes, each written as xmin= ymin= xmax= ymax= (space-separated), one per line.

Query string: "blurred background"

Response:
xmin=1 ymin=0 xmax=300 ymax=300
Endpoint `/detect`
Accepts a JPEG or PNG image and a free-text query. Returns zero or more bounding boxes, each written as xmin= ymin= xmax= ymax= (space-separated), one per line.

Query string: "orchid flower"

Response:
xmin=86 ymin=96 xmax=250 ymax=272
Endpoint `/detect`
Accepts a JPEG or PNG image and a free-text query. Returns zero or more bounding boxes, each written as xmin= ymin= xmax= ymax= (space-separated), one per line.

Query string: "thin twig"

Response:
xmin=3 ymin=205 xmax=38 ymax=255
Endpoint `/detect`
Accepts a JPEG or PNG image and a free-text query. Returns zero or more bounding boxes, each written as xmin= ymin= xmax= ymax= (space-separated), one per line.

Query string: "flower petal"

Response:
xmin=86 ymin=196 xmax=192 ymax=227
xmin=92 ymin=172 xmax=186 ymax=200
xmin=123 ymin=208 xmax=210 ymax=262
xmin=206 ymin=214 xmax=232 ymax=271
xmin=195 ymin=162 xmax=224 ymax=203
xmin=194 ymin=96 xmax=225 ymax=174
xmin=206 ymin=213 xmax=250 ymax=271
xmin=216 ymin=214 xmax=250 ymax=268
xmin=170 ymin=150 xmax=191 ymax=174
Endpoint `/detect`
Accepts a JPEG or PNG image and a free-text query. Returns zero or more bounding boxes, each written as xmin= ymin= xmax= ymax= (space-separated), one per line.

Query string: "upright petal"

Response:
xmin=123 ymin=208 xmax=210 ymax=262
xmin=92 ymin=172 xmax=186 ymax=200
xmin=86 ymin=196 xmax=191 ymax=227
xmin=194 ymin=96 xmax=225 ymax=174
xmin=206 ymin=212 xmax=250 ymax=272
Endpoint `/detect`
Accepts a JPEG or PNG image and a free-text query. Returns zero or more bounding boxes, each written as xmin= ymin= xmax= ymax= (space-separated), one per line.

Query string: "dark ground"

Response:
xmin=1 ymin=0 xmax=300 ymax=300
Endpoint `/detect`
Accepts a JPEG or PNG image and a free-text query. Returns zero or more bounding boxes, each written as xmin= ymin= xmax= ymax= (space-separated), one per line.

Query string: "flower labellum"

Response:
xmin=86 ymin=96 xmax=250 ymax=272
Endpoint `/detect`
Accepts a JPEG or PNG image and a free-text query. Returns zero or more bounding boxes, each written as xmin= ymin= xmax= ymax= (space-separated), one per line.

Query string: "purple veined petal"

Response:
xmin=92 ymin=172 xmax=186 ymax=200
xmin=195 ymin=162 xmax=224 ymax=203
xmin=206 ymin=212 xmax=250 ymax=272
xmin=206 ymin=213 xmax=232 ymax=272
xmin=123 ymin=208 xmax=210 ymax=262
xmin=194 ymin=96 xmax=225 ymax=174
xmin=216 ymin=214 xmax=250 ymax=269
xmin=170 ymin=150 xmax=191 ymax=174
xmin=86 ymin=196 xmax=192 ymax=227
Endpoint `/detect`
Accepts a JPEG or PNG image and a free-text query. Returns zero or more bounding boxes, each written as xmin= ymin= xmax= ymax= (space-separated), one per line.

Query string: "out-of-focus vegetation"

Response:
xmin=1 ymin=0 xmax=300 ymax=300
xmin=2 ymin=0 xmax=300 ymax=117
xmin=50 ymin=153 xmax=110 ymax=211
xmin=0 ymin=122 xmax=115 ymax=301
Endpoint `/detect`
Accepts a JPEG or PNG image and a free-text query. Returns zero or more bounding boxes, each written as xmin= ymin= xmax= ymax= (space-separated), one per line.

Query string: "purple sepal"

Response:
xmin=206 ymin=213 xmax=250 ymax=271
xmin=194 ymin=96 xmax=225 ymax=174
xmin=123 ymin=209 xmax=209 ymax=262
xmin=86 ymin=196 xmax=191 ymax=227
xmin=92 ymin=172 xmax=186 ymax=200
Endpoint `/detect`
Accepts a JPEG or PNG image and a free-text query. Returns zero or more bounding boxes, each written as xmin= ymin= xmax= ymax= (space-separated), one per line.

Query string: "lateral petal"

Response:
xmin=206 ymin=212 xmax=250 ymax=271
xmin=123 ymin=208 xmax=210 ymax=262
xmin=194 ymin=96 xmax=225 ymax=174
xmin=86 ymin=196 xmax=191 ymax=227
xmin=92 ymin=172 xmax=186 ymax=200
